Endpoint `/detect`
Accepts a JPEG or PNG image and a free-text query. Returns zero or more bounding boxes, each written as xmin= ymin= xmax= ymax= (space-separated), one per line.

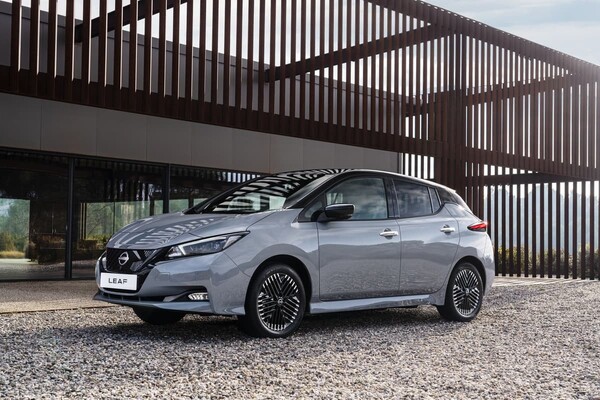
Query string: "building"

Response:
xmin=0 ymin=0 xmax=598 ymax=281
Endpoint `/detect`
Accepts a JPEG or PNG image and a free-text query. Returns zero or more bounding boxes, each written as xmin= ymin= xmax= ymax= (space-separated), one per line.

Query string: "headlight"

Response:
xmin=165 ymin=232 xmax=248 ymax=259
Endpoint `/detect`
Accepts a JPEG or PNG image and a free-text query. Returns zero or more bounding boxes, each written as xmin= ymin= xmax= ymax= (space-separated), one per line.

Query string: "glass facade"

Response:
xmin=0 ymin=149 xmax=258 ymax=281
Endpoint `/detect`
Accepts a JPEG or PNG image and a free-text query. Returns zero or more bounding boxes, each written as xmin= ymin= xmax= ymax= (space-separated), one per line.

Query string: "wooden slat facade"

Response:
xmin=1 ymin=0 xmax=599 ymax=279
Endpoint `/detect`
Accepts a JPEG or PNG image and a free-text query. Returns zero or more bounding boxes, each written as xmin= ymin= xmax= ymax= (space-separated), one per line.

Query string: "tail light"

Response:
xmin=468 ymin=221 xmax=487 ymax=232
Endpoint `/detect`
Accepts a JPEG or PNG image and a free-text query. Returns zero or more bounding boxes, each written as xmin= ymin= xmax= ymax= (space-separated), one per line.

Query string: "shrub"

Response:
xmin=0 ymin=251 xmax=26 ymax=259
xmin=0 ymin=232 xmax=17 ymax=252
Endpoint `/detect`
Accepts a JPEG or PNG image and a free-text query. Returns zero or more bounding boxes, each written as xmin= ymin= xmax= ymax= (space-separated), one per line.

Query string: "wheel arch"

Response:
xmin=247 ymin=255 xmax=312 ymax=312
xmin=454 ymin=255 xmax=487 ymax=290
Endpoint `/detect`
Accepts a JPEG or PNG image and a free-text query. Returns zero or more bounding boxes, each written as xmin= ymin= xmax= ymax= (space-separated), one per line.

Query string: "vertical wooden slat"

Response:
xmin=29 ymin=0 xmax=39 ymax=94
xmin=327 ymin=0 xmax=334 ymax=137
xmin=65 ymin=0 xmax=74 ymax=100
xmin=564 ymin=180 xmax=570 ymax=278
xmin=198 ymin=0 xmax=207 ymax=117
xmin=581 ymin=179 xmax=587 ymax=279
xmin=290 ymin=0 xmax=297 ymax=132
xmin=47 ymin=0 xmax=57 ymax=97
xmin=407 ymin=8 xmax=414 ymax=161
xmin=338 ymin=0 xmax=345 ymax=140
xmin=10 ymin=0 xmax=22 ymax=92
xmin=128 ymin=0 xmax=138 ymax=111
xmin=269 ymin=0 xmax=277 ymax=129
xmin=143 ymin=0 xmax=153 ymax=112
xmin=345 ymin=0 xmax=352 ymax=132
xmin=280 ymin=0 xmax=288 ymax=124
xmin=362 ymin=0 xmax=369 ymax=139
xmin=99 ymin=1 xmax=108 ymax=106
xmin=319 ymin=0 xmax=325 ymax=129
xmin=354 ymin=0 xmax=361 ymax=133
xmin=377 ymin=5 xmax=384 ymax=137
xmin=172 ymin=0 xmax=181 ymax=114
xmin=299 ymin=0 xmax=307 ymax=131
xmin=247 ymin=0 xmax=256 ymax=121
xmin=157 ymin=0 xmax=167 ymax=114
xmin=114 ymin=0 xmax=124 ymax=108
xmin=223 ymin=0 xmax=232 ymax=121
xmin=184 ymin=0 xmax=193 ymax=118
xmin=415 ymin=10 xmax=423 ymax=179
xmin=386 ymin=6 xmax=392 ymax=140
xmin=308 ymin=0 xmax=316 ymax=136
xmin=394 ymin=7 xmax=401 ymax=144
xmin=590 ymin=74 xmax=597 ymax=279
xmin=211 ymin=0 xmax=220 ymax=119
xmin=81 ymin=1 xmax=91 ymax=103
xmin=369 ymin=2 xmax=377 ymax=140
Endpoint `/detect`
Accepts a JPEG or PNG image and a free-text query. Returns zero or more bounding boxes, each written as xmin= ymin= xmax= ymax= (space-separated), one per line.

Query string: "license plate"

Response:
xmin=100 ymin=273 xmax=137 ymax=291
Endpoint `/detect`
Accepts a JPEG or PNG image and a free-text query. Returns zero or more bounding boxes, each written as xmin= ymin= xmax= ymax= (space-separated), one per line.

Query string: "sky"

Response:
xmin=425 ymin=0 xmax=600 ymax=66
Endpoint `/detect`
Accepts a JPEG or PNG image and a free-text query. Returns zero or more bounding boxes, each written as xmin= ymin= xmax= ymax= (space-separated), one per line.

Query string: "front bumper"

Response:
xmin=94 ymin=251 xmax=250 ymax=315
xmin=94 ymin=291 xmax=215 ymax=314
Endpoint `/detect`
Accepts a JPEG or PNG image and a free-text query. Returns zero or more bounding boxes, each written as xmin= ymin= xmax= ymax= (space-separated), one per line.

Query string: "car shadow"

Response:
xmin=39 ymin=305 xmax=466 ymax=344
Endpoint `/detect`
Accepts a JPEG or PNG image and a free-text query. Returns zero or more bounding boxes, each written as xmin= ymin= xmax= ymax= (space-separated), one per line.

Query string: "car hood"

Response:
xmin=107 ymin=212 xmax=273 ymax=250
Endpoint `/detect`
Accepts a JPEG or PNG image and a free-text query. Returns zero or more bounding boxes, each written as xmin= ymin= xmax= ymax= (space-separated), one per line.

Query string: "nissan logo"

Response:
xmin=118 ymin=252 xmax=130 ymax=266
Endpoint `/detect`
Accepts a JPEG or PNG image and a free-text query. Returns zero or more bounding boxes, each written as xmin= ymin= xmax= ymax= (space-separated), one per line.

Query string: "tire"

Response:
xmin=437 ymin=262 xmax=483 ymax=322
xmin=132 ymin=306 xmax=186 ymax=325
xmin=239 ymin=264 xmax=306 ymax=338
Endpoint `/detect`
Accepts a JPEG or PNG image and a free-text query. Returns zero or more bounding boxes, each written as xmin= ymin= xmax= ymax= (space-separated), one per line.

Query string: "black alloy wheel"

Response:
xmin=437 ymin=262 xmax=483 ymax=322
xmin=239 ymin=264 xmax=306 ymax=338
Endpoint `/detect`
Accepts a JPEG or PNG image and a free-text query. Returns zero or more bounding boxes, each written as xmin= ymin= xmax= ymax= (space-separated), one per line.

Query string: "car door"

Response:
xmin=316 ymin=176 xmax=401 ymax=301
xmin=393 ymin=180 xmax=460 ymax=295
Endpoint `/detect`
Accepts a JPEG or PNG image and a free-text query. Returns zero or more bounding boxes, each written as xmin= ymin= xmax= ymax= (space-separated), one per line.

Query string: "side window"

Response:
xmin=438 ymin=189 xmax=455 ymax=204
xmin=394 ymin=180 xmax=433 ymax=218
xmin=429 ymin=187 xmax=441 ymax=212
xmin=325 ymin=177 xmax=388 ymax=220
xmin=438 ymin=188 xmax=472 ymax=212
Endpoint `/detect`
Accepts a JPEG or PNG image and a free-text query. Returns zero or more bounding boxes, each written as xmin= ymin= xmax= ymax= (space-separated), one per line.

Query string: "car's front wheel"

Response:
xmin=239 ymin=264 xmax=306 ymax=338
xmin=437 ymin=262 xmax=483 ymax=322
xmin=132 ymin=307 xmax=186 ymax=325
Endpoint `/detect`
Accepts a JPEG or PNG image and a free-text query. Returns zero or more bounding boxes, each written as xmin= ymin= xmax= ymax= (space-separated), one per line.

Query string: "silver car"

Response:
xmin=95 ymin=169 xmax=494 ymax=337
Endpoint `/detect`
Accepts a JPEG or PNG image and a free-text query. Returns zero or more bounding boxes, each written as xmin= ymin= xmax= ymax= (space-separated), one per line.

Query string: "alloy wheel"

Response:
xmin=452 ymin=268 xmax=481 ymax=317
xmin=257 ymin=272 xmax=302 ymax=332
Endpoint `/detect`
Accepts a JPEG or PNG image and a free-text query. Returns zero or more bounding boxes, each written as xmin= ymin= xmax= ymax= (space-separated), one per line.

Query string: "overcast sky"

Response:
xmin=425 ymin=0 xmax=600 ymax=66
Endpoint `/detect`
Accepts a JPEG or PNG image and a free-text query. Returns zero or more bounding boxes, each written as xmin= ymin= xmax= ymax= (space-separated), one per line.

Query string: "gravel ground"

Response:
xmin=0 ymin=282 xmax=599 ymax=399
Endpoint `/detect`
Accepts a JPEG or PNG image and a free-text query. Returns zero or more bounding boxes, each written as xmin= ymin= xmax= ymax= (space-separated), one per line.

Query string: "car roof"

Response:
xmin=272 ymin=168 xmax=452 ymax=192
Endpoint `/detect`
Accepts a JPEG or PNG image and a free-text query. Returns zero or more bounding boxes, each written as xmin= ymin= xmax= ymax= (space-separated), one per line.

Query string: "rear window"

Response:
xmin=437 ymin=188 xmax=471 ymax=211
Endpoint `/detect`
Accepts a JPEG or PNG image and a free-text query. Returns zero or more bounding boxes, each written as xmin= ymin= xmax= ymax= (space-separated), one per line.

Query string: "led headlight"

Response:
xmin=166 ymin=232 xmax=248 ymax=259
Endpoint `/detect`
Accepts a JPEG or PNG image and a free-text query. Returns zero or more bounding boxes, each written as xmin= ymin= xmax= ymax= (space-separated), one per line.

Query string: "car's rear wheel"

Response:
xmin=132 ymin=307 xmax=186 ymax=325
xmin=239 ymin=264 xmax=306 ymax=338
xmin=437 ymin=262 xmax=483 ymax=322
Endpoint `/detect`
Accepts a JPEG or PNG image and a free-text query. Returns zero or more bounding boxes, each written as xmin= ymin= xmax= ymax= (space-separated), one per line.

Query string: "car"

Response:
xmin=94 ymin=169 xmax=495 ymax=337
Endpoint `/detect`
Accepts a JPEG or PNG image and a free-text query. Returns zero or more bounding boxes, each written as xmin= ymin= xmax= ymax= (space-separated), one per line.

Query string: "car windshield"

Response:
xmin=187 ymin=170 xmax=341 ymax=214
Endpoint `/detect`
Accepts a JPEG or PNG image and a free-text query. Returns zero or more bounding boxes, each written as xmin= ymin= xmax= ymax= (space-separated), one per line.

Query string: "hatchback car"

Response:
xmin=95 ymin=169 xmax=494 ymax=337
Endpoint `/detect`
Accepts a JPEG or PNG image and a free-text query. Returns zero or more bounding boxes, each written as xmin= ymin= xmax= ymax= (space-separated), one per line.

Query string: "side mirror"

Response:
xmin=322 ymin=203 xmax=355 ymax=221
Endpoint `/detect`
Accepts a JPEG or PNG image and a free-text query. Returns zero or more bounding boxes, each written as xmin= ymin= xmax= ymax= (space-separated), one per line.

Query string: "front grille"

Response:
xmin=100 ymin=292 xmax=165 ymax=302
xmin=105 ymin=248 xmax=155 ymax=273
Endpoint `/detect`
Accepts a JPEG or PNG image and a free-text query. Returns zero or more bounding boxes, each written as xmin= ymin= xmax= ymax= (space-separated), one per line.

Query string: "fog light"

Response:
xmin=188 ymin=292 xmax=209 ymax=301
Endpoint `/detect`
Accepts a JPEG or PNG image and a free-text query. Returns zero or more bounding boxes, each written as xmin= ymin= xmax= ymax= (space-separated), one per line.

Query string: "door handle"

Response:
xmin=440 ymin=225 xmax=455 ymax=234
xmin=380 ymin=228 xmax=399 ymax=238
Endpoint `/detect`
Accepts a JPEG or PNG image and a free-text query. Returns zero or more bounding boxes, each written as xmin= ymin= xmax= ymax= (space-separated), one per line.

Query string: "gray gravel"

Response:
xmin=1 ymin=282 xmax=599 ymax=399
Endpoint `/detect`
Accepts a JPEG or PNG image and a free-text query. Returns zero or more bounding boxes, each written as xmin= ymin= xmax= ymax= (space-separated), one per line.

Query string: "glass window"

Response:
xmin=438 ymin=188 xmax=471 ymax=211
xmin=71 ymin=160 xmax=165 ymax=278
xmin=169 ymin=166 xmax=250 ymax=213
xmin=0 ymin=151 xmax=69 ymax=280
xmin=429 ymin=187 xmax=441 ymax=211
xmin=325 ymin=177 xmax=388 ymax=220
xmin=394 ymin=180 xmax=433 ymax=218
xmin=194 ymin=171 xmax=335 ymax=215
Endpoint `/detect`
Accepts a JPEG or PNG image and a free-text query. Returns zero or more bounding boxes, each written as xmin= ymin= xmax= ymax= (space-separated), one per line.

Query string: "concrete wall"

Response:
xmin=0 ymin=92 xmax=400 ymax=174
